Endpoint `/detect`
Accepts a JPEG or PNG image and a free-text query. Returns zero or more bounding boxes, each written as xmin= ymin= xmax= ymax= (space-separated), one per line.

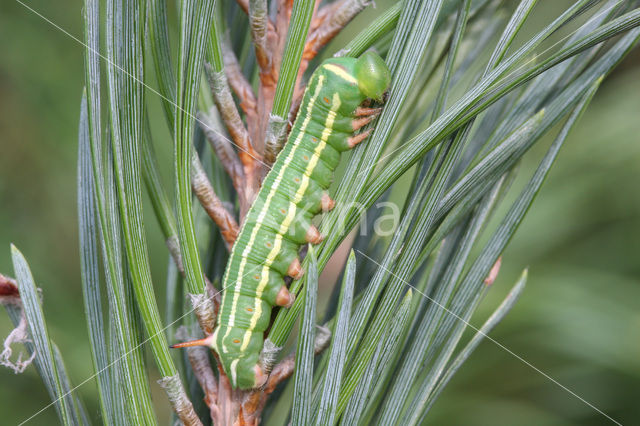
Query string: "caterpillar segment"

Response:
xmin=171 ymin=51 xmax=391 ymax=389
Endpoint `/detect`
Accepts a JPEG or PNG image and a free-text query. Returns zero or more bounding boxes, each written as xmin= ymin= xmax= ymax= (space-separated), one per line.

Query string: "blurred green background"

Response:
xmin=1 ymin=1 xmax=639 ymax=424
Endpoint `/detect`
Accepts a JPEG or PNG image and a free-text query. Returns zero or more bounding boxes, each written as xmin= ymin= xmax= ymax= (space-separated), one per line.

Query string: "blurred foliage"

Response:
xmin=429 ymin=66 xmax=640 ymax=425
xmin=0 ymin=0 xmax=638 ymax=424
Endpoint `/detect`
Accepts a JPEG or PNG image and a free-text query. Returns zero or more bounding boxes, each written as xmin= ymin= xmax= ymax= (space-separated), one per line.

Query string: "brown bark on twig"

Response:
xmin=197 ymin=110 xmax=245 ymax=194
xmin=247 ymin=0 xmax=290 ymax=159
xmin=158 ymin=375 xmax=204 ymax=426
xmin=193 ymin=279 xmax=221 ymax=336
xmin=291 ymin=0 xmax=373 ymax=112
xmin=205 ymin=64 xmax=262 ymax=214
xmin=275 ymin=0 xmax=294 ymax=29
xmin=191 ymin=154 xmax=239 ymax=250
xmin=309 ymin=0 xmax=372 ymax=57
xmin=249 ymin=0 xmax=271 ymax=71
xmin=222 ymin=41 xmax=258 ymax=119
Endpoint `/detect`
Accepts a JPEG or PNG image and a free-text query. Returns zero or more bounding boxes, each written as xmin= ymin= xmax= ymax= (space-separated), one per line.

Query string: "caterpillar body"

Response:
xmin=173 ymin=52 xmax=391 ymax=389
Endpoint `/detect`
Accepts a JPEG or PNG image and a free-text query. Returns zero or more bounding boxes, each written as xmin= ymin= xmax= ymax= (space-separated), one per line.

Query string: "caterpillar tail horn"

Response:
xmin=170 ymin=333 xmax=215 ymax=349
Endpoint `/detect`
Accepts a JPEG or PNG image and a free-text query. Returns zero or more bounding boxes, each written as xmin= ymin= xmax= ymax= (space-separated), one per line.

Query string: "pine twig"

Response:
xmin=158 ymin=375 xmax=204 ymax=426
xmin=197 ymin=110 xmax=245 ymax=194
xmin=205 ymin=64 xmax=261 ymax=213
xmin=309 ymin=0 xmax=372 ymax=62
xmin=189 ymin=277 xmax=221 ymax=336
xmin=249 ymin=0 xmax=272 ymax=71
xmin=190 ymin=153 xmax=239 ymax=250
xmin=222 ymin=39 xmax=258 ymax=118
xmin=275 ymin=0 xmax=294 ymax=32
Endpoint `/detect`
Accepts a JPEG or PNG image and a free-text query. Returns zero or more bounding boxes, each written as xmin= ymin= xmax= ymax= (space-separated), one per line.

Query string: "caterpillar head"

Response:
xmin=355 ymin=51 xmax=391 ymax=102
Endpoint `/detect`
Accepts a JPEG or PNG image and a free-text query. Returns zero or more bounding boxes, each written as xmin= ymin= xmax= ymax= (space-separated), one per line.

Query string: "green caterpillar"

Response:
xmin=173 ymin=52 xmax=390 ymax=389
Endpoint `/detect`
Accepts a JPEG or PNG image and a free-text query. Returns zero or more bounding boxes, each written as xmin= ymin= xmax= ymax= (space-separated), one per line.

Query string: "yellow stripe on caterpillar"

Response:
xmin=240 ymin=202 xmax=296 ymax=350
xmin=295 ymin=92 xmax=341 ymax=204
xmin=323 ymin=63 xmax=358 ymax=85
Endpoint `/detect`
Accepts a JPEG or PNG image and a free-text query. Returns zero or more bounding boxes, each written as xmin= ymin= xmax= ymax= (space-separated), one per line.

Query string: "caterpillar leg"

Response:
xmin=321 ymin=192 xmax=336 ymax=212
xmin=253 ymin=364 xmax=268 ymax=387
xmin=348 ymin=128 xmax=373 ymax=148
xmin=355 ymin=106 xmax=382 ymax=117
xmin=352 ymin=104 xmax=382 ymax=132
xmin=275 ymin=285 xmax=295 ymax=307
xmin=351 ymin=115 xmax=376 ymax=131
xmin=305 ymin=224 xmax=324 ymax=244
xmin=287 ymin=257 xmax=304 ymax=280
